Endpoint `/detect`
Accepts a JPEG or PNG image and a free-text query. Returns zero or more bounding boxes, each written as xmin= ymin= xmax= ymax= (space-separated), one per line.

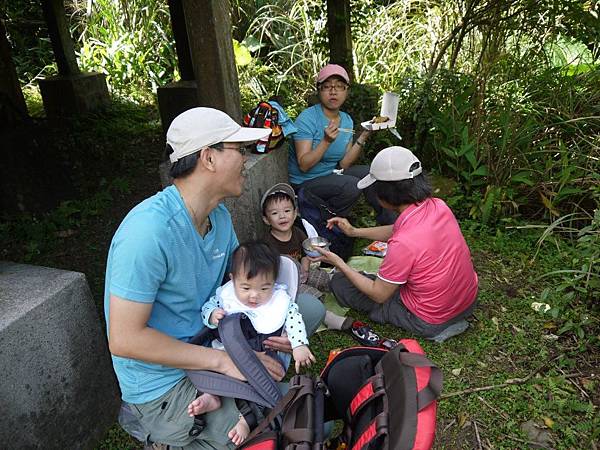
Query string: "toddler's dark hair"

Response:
xmin=262 ymin=192 xmax=296 ymax=216
xmin=231 ymin=241 xmax=280 ymax=280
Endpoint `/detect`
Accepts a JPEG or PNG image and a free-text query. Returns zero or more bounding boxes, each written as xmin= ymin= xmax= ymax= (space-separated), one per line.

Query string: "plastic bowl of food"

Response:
xmin=302 ymin=236 xmax=330 ymax=257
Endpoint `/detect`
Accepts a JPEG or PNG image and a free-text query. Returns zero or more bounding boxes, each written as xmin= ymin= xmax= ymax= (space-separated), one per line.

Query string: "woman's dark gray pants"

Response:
xmin=329 ymin=272 xmax=476 ymax=338
xmin=296 ymin=165 xmax=397 ymax=225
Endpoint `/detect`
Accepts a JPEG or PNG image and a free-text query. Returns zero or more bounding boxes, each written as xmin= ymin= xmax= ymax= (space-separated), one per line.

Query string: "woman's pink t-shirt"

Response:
xmin=377 ymin=198 xmax=478 ymax=324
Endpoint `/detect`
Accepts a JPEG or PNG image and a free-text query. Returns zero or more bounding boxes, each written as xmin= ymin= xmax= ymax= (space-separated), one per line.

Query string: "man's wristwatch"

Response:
xmin=356 ymin=140 xmax=365 ymax=147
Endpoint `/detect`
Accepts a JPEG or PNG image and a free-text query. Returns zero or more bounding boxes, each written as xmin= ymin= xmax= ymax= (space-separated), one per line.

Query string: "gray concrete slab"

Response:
xmin=38 ymin=72 xmax=110 ymax=117
xmin=0 ymin=262 xmax=119 ymax=449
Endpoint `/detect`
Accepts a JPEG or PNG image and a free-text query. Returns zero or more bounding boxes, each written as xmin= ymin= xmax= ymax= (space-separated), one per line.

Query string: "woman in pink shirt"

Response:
xmin=314 ymin=146 xmax=478 ymax=341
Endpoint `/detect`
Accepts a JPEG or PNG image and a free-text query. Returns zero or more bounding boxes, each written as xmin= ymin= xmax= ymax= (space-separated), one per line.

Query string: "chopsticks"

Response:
xmin=324 ymin=126 xmax=355 ymax=134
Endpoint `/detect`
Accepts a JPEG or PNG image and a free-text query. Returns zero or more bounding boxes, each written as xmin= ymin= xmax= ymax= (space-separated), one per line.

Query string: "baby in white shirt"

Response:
xmin=188 ymin=241 xmax=315 ymax=446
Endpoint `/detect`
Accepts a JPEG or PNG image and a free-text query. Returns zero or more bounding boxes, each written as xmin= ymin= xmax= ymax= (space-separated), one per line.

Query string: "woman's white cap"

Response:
xmin=166 ymin=107 xmax=271 ymax=163
xmin=357 ymin=146 xmax=422 ymax=189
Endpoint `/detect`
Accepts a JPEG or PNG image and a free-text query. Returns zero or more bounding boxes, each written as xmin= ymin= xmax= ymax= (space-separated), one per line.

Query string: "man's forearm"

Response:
xmin=110 ymin=324 xmax=225 ymax=371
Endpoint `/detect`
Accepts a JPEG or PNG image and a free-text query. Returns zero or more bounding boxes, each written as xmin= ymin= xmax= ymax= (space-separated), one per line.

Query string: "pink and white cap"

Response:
xmin=357 ymin=146 xmax=423 ymax=189
xmin=316 ymin=64 xmax=350 ymax=84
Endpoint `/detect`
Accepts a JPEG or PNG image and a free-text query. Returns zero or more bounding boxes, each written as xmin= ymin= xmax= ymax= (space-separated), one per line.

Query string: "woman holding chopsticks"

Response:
xmin=288 ymin=63 xmax=396 ymax=226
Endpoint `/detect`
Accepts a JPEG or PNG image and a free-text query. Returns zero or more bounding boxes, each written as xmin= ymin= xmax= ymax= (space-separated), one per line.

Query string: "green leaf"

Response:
xmin=446 ymin=161 xmax=458 ymax=172
xmin=233 ymin=39 xmax=252 ymax=66
xmin=464 ymin=150 xmax=478 ymax=168
xmin=510 ymin=172 xmax=535 ymax=186
xmin=441 ymin=146 xmax=457 ymax=159
xmin=471 ymin=165 xmax=488 ymax=177
xmin=242 ymin=35 xmax=263 ymax=53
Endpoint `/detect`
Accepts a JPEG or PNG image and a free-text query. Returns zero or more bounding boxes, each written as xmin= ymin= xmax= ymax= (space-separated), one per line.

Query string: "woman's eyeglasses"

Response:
xmin=319 ymin=83 xmax=348 ymax=92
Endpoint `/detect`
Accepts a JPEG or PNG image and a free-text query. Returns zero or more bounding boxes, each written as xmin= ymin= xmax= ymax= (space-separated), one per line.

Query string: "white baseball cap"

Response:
xmin=166 ymin=107 xmax=271 ymax=163
xmin=357 ymin=146 xmax=423 ymax=189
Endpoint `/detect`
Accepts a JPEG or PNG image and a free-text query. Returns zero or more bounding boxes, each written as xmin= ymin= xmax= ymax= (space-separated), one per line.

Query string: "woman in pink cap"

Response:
xmin=288 ymin=64 xmax=396 ymax=257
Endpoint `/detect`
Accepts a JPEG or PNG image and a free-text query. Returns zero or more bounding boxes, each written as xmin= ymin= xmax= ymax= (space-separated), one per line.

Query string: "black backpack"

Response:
xmin=235 ymin=340 xmax=441 ymax=450
xmin=321 ymin=340 xmax=442 ymax=450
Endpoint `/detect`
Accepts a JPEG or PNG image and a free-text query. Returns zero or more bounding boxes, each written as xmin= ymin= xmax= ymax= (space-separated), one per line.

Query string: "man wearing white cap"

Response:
xmin=104 ymin=108 xmax=325 ymax=448
xmin=314 ymin=146 xmax=478 ymax=341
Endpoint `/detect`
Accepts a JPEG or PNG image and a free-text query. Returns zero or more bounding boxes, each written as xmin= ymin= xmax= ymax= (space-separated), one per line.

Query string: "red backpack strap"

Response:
xmin=348 ymin=373 xmax=385 ymax=420
xmin=350 ymin=412 xmax=388 ymax=450
xmin=238 ymin=431 xmax=278 ymax=449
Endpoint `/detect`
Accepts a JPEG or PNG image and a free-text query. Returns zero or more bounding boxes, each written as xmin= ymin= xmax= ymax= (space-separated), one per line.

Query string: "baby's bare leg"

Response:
xmin=228 ymin=414 xmax=250 ymax=446
xmin=187 ymin=393 xmax=221 ymax=417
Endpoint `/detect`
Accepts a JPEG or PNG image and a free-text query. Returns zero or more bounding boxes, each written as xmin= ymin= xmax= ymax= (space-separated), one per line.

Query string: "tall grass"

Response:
xmin=71 ymin=0 xmax=178 ymax=103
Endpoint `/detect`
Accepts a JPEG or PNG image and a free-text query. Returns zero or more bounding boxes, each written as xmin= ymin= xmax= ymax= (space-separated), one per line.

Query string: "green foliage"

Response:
xmin=538 ymin=209 xmax=600 ymax=302
xmin=71 ymin=0 xmax=178 ymax=103
xmin=2 ymin=0 xmax=57 ymax=83
xmin=236 ymin=0 xmax=328 ymax=115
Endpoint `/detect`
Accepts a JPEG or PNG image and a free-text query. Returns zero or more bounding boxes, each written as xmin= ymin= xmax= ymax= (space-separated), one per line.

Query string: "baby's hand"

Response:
xmin=293 ymin=345 xmax=316 ymax=373
xmin=210 ymin=308 xmax=226 ymax=326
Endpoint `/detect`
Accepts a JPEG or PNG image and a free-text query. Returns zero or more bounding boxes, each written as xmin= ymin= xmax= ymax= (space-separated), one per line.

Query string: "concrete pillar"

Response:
xmin=326 ymin=0 xmax=354 ymax=79
xmin=0 ymin=262 xmax=120 ymax=449
xmin=182 ymin=0 xmax=242 ymax=121
xmin=0 ymin=18 xmax=28 ymax=129
xmin=158 ymin=0 xmax=242 ymax=133
xmin=41 ymin=0 xmax=80 ymax=76
xmin=156 ymin=0 xmax=199 ymax=134
xmin=38 ymin=0 xmax=110 ymax=117
xmin=168 ymin=0 xmax=195 ymax=81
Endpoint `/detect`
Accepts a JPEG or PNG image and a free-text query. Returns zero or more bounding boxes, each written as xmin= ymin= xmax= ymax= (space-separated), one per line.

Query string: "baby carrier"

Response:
xmin=117 ymin=256 xmax=304 ymax=443
xmin=184 ymin=256 xmax=302 ymax=433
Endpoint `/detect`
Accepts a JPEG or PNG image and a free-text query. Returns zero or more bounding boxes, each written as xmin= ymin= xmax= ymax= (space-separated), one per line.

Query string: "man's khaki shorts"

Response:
xmin=128 ymin=377 xmax=238 ymax=449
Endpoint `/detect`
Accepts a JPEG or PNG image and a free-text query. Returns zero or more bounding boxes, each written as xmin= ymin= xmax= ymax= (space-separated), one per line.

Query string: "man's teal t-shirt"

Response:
xmin=288 ymin=104 xmax=353 ymax=185
xmin=104 ymin=185 xmax=238 ymax=404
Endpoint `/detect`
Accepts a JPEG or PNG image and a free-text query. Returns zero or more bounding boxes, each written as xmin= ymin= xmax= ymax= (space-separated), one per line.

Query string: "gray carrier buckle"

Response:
xmin=289 ymin=374 xmax=304 ymax=388
xmin=286 ymin=444 xmax=322 ymax=450
xmin=189 ymin=414 xmax=206 ymax=437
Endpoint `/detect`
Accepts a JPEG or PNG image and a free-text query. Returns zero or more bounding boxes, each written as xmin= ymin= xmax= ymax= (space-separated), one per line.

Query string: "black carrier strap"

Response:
xmin=243 ymin=375 xmax=322 ymax=448
xmin=185 ymin=313 xmax=283 ymax=408
xmin=220 ymin=313 xmax=283 ymax=407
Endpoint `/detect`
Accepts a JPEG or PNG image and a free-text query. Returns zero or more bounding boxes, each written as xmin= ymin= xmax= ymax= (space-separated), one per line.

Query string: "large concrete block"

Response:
xmin=0 ymin=262 xmax=120 ymax=449
xmin=38 ymin=72 xmax=110 ymax=118
xmin=159 ymin=147 xmax=289 ymax=242
xmin=157 ymin=80 xmax=200 ymax=134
